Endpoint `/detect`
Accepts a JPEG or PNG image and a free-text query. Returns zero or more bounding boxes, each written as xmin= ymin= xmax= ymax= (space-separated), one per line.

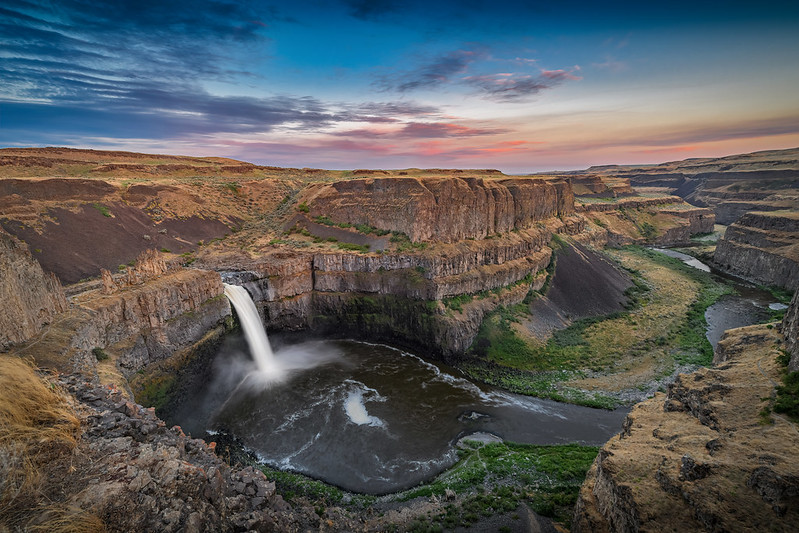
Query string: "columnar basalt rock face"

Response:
xmin=16 ymin=267 xmax=229 ymax=378
xmin=658 ymin=207 xmax=715 ymax=235
xmin=300 ymin=176 xmax=574 ymax=243
xmin=780 ymin=291 xmax=799 ymax=372
xmin=202 ymin=229 xmax=555 ymax=357
xmin=713 ymin=211 xmax=799 ymax=291
xmin=573 ymin=324 xmax=799 ymax=532
xmin=75 ymin=269 xmax=229 ymax=374
xmin=575 ymin=196 xmax=685 ymax=213
xmin=0 ymin=226 xmax=67 ymax=349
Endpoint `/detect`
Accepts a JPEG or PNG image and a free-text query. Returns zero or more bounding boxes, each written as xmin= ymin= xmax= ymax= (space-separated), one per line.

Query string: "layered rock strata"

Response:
xmin=580 ymin=197 xmax=715 ymax=247
xmin=573 ymin=322 xmax=799 ymax=532
xmin=0 ymin=226 xmax=67 ymax=349
xmin=211 ymin=229 xmax=553 ymax=358
xmin=14 ymin=264 xmax=229 ymax=381
xmin=713 ymin=211 xmax=799 ymax=290
xmin=299 ymin=176 xmax=574 ymax=242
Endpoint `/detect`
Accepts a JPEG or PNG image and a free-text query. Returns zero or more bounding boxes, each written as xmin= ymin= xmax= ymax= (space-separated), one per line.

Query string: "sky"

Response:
xmin=1 ymin=0 xmax=798 ymax=172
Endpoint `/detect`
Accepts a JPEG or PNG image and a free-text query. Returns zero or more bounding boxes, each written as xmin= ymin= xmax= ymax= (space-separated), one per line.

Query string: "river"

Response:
xmin=652 ymin=248 xmax=777 ymax=348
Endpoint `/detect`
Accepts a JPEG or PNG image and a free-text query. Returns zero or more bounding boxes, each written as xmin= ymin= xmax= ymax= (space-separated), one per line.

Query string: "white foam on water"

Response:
xmin=344 ymin=385 xmax=385 ymax=427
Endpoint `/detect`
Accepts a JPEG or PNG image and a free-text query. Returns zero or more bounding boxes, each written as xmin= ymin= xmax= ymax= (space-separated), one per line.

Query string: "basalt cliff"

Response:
xmin=713 ymin=210 xmax=799 ymax=291
xmin=565 ymin=147 xmax=799 ymax=225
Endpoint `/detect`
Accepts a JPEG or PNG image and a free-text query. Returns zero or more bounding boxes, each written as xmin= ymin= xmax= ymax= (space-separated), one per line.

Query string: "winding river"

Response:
xmin=653 ymin=248 xmax=778 ymax=348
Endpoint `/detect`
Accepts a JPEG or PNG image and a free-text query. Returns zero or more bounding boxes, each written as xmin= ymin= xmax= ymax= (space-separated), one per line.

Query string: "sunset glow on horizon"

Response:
xmin=1 ymin=1 xmax=798 ymax=172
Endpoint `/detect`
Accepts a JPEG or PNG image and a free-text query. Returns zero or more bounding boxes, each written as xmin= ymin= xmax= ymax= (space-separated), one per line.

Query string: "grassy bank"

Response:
xmin=258 ymin=440 xmax=598 ymax=531
xmin=402 ymin=440 xmax=598 ymax=530
xmin=463 ymin=245 xmax=731 ymax=406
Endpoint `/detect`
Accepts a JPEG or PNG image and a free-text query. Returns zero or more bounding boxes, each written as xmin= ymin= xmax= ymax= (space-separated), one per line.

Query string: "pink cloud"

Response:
xmin=541 ymin=68 xmax=582 ymax=81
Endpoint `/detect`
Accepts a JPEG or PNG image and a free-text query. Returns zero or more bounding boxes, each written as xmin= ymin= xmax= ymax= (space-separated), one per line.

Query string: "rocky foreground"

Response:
xmin=55 ymin=374 xmax=345 ymax=532
xmin=572 ymin=321 xmax=799 ymax=532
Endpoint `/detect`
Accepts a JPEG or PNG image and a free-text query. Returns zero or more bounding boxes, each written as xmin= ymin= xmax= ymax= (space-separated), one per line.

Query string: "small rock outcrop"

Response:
xmin=713 ymin=211 xmax=799 ymax=290
xmin=572 ymin=323 xmax=799 ymax=532
xmin=0 ymin=226 xmax=67 ymax=349
xmin=101 ymin=249 xmax=177 ymax=294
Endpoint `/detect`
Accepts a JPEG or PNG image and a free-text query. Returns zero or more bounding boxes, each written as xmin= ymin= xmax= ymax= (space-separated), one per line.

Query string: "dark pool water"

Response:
xmin=169 ymin=336 xmax=627 ymax=494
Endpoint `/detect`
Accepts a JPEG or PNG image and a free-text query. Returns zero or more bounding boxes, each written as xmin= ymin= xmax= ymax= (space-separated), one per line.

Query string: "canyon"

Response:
xmin=1 ymin=146 xmax=797 ymax=532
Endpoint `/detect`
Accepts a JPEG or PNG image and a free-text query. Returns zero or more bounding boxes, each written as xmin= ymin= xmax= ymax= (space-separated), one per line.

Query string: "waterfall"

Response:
xmin=223 ymin=283 xmax=282 ymax=378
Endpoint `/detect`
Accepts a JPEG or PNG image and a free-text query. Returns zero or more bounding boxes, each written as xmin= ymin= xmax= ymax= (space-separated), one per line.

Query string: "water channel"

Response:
xmin=653 ymin=248 xmax=778 ymax=348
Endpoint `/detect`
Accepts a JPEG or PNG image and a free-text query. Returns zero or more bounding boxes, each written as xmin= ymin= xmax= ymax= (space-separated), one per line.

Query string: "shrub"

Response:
xmin=297 ymin=202 xmax=310 ymax=213
xmin=92 ymin=203 xmax=112 ymax=217
xmin=92 ymin=347 xmax=109 ymax=361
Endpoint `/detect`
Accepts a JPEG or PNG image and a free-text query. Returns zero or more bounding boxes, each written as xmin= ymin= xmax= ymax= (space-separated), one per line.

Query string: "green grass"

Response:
xmin=444 ymin=293 xmax=473 ymax=313
xmin=260 ymin=466 xmax=344 ymax=504
xmin=628 ymin=246 xmax=732 ymax=366
xmin=774 ymin=349 xmax=799 ymax=422
xmin=464 ymin=245 xmax=730 ymax=407
xmin=222 ymin=182 xmax=240 ymax=195
xmin=773 ymin=371 xmax=799 ymax=422
xmin=402 ymin=441 xmax=598 ymax=529
xmin=759 ymin=285 xmax=794 ymax=305
xmin=390 ymin=231 xmax=429 ymax=252
xmin=91 ymin=202 xmax=112 ymax=217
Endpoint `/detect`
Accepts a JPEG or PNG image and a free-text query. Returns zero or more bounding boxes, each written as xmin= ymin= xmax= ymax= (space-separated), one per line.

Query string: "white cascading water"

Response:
xmin=223 ymin=283 xmax=283 ymax=379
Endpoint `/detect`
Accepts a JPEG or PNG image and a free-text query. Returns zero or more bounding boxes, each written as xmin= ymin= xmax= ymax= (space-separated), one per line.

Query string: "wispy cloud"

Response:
xmin=397 ymin=122 xmax=508 ymax=138
xmin=464 ymin=67 xmax=581 ymax=102
xmin=376 ymin=49 xmax=483 ymax=92
xmin=376 ymin=44 xmax=581 ymax=102
xmin=592 ymin=57 xmax=627 ymax=72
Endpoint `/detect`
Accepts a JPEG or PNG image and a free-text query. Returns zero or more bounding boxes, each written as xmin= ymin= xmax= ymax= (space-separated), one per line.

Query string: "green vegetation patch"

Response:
xmin=336 ymin=242 xmax=370 ymax=252
xmin=627 ymin=247 xmax=731 ymax=366
xmin=260 ymin=466 xmax=344 ymax=504
xmin=390 ymin=231 xmax=429 ymax=252
xmin=773 ymin=371 xmax=799 ymax=422
xmin=134 ymin=373 xmax=175 ymax=412
xmin=773 ymin=350 xmax=799 ymax=422
xmin=91 ymin=202 xmax=112 ymax=217
xmin=464 ymin=245 xmax=730 ymax=407
xmin=402 ymin=441 xmax=599 ymax=529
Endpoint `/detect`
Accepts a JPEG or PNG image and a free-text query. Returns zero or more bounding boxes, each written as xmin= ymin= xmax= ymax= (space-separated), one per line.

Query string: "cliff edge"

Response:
xmin=713 ymin=210 xmax=799 ymax=291
xmin=0 ymin=226 xmax=67 ymax=349
xmin=573 ymin=319 xmax=799 ymax=532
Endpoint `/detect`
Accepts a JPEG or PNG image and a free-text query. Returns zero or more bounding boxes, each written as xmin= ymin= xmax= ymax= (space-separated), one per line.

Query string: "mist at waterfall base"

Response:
xmin=170 ymin=334 xmax=626 ymax=494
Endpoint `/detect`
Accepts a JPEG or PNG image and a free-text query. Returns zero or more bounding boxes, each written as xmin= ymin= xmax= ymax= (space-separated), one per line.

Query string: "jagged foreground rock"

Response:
xmin=56 ymin=374 xmax=354 ymax=532
xmin=572 ymin=319 xmax=799 ymax=531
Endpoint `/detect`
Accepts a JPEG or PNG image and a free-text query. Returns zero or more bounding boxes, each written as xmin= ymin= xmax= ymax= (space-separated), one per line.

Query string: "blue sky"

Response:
xmin=1 ymin=0 xmax=798 ymax=171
